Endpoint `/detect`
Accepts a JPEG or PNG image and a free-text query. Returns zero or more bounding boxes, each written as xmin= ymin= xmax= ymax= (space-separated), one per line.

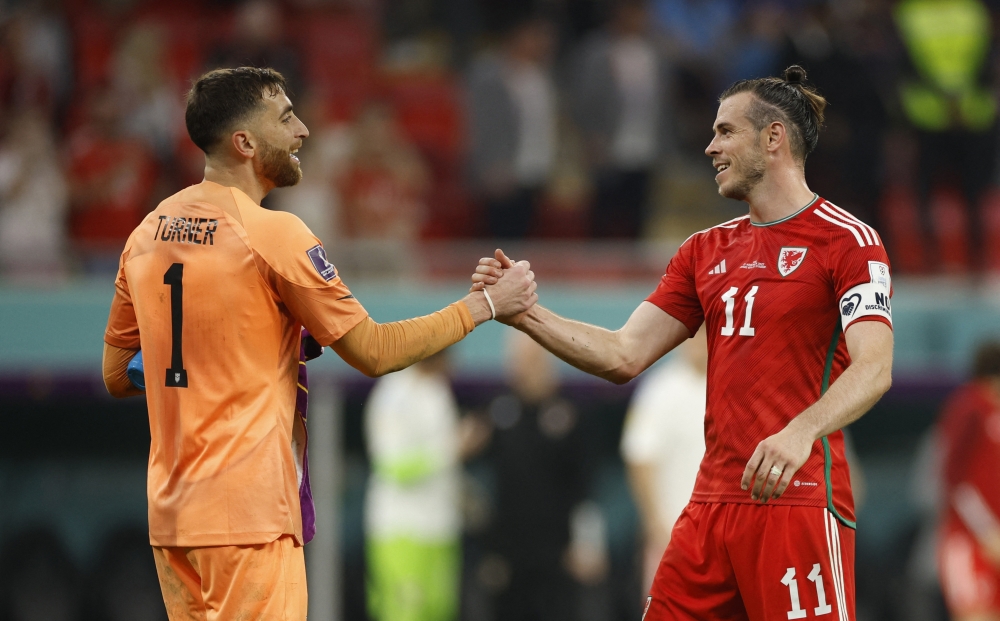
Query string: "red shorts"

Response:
xmin=644 ymin=502 xmax=855 ymax=621
xmin=938 ymin=519 xmax=1000 ymax=616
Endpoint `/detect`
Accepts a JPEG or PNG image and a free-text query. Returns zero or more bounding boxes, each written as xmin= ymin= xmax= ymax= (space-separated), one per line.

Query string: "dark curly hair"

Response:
xmin=185 ymin=67 xmax=288 ymax=155
xmin=719 ymin=65 xmax=827 ymax=163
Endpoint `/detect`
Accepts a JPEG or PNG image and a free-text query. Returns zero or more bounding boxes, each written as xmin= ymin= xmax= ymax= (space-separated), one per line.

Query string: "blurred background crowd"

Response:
xmin=4 ymin=0 xmax=1000 ymax=620
xmin=5 ymin=0 xmax=1000 ymax=279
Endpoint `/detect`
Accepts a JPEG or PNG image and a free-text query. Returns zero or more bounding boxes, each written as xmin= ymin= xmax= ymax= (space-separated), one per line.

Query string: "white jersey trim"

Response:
xmin=814 ymin=209 xmax=867 ymax=247
xmin=825 ymin=511 xmax=850 ymax=621
xmin=824 ymin=201 xmax=881 ymax=246
xmin=819 ymin=204 xmax=874 ymax=245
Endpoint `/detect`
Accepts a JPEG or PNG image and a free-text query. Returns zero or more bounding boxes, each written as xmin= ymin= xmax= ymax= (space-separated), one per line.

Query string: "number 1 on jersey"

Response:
xmin=720 ymin=285 xmax=758 ymax=337
xmin=164 ymin=263 xmax=188 ymax=388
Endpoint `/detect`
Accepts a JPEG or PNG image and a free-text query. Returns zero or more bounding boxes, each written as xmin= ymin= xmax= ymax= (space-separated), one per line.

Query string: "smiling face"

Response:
xmin=705 ymin=92 xmax=767 ymax=201
xmin=251 ymin=89 xmax=309 ymax=188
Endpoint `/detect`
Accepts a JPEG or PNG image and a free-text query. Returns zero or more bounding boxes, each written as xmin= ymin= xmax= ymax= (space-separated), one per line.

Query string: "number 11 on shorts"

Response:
xmin=781 ymin=564 xmax=832 ymax=618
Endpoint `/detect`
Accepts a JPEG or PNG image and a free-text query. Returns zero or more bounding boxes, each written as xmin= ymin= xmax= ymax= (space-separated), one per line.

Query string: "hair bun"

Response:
xmin=784 ymin=65 xmax=807 ymax=85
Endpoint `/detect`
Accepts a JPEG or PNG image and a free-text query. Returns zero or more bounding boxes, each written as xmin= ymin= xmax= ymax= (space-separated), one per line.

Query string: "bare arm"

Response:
xmin=471 ymin=250 xmax=688 ymax=383
xmin=513 ymin=302 xmax=690 ymax=384
xmin=743 ymin=320 xmax=894 ymax=502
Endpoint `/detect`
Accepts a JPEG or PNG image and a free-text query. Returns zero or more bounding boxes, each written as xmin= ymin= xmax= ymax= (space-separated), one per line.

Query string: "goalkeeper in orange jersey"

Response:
xmin=101 ymin=67 xmax=536 ymax=621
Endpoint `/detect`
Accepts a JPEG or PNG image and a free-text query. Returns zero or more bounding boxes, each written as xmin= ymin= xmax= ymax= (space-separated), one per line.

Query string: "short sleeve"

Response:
xmin=251 ymin=213 xmax=368 ymax=346
xmin=104 ymin=245 xmax=141 ymax=349
xmin=645 ymin=237 xmax=704 ymax=336
xmin=828 ymin=227 xmax=893 ymax=331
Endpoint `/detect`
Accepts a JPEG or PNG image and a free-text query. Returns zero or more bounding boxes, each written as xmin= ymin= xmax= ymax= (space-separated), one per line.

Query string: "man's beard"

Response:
xmin=719 ymin=147 xmax=765 ymax=201
xmin=258 ymin=140 xmax=302 ymax=188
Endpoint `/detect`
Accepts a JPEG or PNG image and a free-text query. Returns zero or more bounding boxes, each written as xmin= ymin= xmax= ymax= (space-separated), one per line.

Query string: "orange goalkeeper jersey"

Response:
xmin=104 ymin=180 xmax=368 ymax=547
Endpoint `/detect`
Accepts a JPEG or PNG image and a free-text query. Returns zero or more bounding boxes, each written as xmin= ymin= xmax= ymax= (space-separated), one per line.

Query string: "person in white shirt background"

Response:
xmin=620 ymin=327 xmax=707 ymax=592
xmin=364 ymin=349 xmax=488 ymax=621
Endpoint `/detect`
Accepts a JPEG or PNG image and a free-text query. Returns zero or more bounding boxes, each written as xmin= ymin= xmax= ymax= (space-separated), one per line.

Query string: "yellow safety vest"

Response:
xmin=895 ymin=0 xmax=996 ymax=131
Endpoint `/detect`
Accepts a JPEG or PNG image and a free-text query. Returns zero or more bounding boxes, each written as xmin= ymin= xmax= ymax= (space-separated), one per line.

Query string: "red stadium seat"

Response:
xmin=879 ymin=184 xmax=926 ymax=274
xmin=382 ymin=74 xmax=465 ymax=166
xmin=293 ymin=12 xmax=378 ymax=122
xmin=930 ymin=186 xmax=971 ymax=274
xmin=979 ymin=187 xmax=1000 ymax=274
xmin=70 ymin=13 xmax=114 ymax=92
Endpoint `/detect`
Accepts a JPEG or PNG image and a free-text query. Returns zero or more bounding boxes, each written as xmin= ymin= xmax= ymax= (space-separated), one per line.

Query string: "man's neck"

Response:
xmin=745 ymin=166 xmax=816 ymax=224
xmin=203 ymin=159 xmax=273 ymax=205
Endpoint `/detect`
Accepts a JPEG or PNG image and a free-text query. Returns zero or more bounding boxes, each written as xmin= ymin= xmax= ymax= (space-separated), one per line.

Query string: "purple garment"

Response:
xmin=296 ymin=329 xmax=324 ymax=544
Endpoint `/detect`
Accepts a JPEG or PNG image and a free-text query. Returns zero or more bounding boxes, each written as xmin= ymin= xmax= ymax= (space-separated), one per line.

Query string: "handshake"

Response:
xmin=467 ymin=249 xmax=538 ymax=325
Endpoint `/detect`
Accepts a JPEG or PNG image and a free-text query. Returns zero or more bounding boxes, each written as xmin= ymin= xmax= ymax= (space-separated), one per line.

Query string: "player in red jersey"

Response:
xmin=471 ymin=66 xmax=893 ymax=620
xmin=936 ymin=342 xmax=1000 ymax=621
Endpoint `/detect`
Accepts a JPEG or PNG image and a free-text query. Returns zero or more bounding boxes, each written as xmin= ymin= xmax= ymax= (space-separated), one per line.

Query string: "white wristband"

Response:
xmin=482 ymin=289 xmax=496 ymax=320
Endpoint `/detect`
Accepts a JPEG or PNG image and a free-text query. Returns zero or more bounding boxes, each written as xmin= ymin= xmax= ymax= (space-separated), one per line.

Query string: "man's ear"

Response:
xmin=231 ymin=129 xmax=256 ymax=160
xmin=764 ymin=121 xmax=787 ymax=155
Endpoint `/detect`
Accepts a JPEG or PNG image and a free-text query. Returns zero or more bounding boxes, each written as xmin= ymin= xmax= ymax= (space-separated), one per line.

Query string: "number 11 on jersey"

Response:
xmin=720 ymin=285 xmax=758 ymax=337
xmin=782 ymin=564 xmax=833 ymax=619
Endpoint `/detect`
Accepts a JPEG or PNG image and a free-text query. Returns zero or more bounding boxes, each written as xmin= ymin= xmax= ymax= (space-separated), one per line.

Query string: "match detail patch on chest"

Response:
xmin=777 ymin=247 xmax=808 ymax=277
xmin=306 ymin=244 xmax=337 ymax=281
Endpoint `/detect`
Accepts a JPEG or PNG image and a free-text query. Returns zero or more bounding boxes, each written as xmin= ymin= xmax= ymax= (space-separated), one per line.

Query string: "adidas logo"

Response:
xmin=708 ymin=259 xmax=727 ymax=275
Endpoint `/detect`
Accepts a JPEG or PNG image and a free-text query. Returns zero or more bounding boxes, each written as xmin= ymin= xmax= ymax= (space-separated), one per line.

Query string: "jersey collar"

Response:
xmin=750 ymin=194 xmax=820 ymax=227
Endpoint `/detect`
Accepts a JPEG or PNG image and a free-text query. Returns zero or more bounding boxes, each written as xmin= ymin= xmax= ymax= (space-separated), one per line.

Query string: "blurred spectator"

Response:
xmin=649 ymin=0 xmax=739 ymax=67
xmin=0 ymin=528 xmax=80 ymax=621
xmin=364 ymin=351 xmax=487 ymax=621
xmin=0 ymin=3 xmax=72 ymax=119
xmin=572 ymin=0 xmax=669 ymax=238
xmin=780 ymin=3 xmax=890 ymax=229
xmin=620 ymin=327 xmax=706 ymax=593
xmin=893 ymin=0 xmax=997 ymax=272
xmin=111 ymin=23 xmax=183 ymax=165
xmin=905 ymin=427 xmax=950 ymax=621
xmin=935 ymin=341 xmax=1000 ymax=620
xmin=339 ymin=102 xmax=429 ymax=240
xmin=477 ymin=331 xmax=605 ymax=621
xmin=90 ymin=528 xmax=166 ymax=621
xmin=0 ymin=109 xmax=68 ymax=281
xmin=206 ymin=0 xmax=303 ymax=95
xmin=466 ymin=16 xmax=558 ymax=238
xmin=725 ymin=3 xmax=785 ymax=85
xmin=66 ymin=86 xmax=158 ymax=272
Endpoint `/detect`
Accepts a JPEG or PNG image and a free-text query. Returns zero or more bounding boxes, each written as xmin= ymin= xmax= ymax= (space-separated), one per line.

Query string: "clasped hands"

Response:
xmin=470 ymin=249 xmax=535 ymax=324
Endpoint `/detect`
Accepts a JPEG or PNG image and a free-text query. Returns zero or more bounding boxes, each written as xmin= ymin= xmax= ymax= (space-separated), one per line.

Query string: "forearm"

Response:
xmin=332 ymin=302 xmax=476 ymax=377
xmin=515 ymin=305 xmax=636 ymax=384
xmin=102 ymin=342 xmax=144 ymax=398
xmin=786 ymin=350 xmax=892 ymax=441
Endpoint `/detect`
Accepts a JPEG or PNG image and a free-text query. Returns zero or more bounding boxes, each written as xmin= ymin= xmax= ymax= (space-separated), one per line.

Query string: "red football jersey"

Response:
xmin=938 ymin=381 xmax=1000 ymax=530
xmin=647 ymin=196 xmax=893 ymax=526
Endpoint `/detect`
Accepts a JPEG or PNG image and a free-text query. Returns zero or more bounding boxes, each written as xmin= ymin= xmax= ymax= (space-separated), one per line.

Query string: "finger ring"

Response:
xmin=769 ymin=465 xmax=783 ymax=477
